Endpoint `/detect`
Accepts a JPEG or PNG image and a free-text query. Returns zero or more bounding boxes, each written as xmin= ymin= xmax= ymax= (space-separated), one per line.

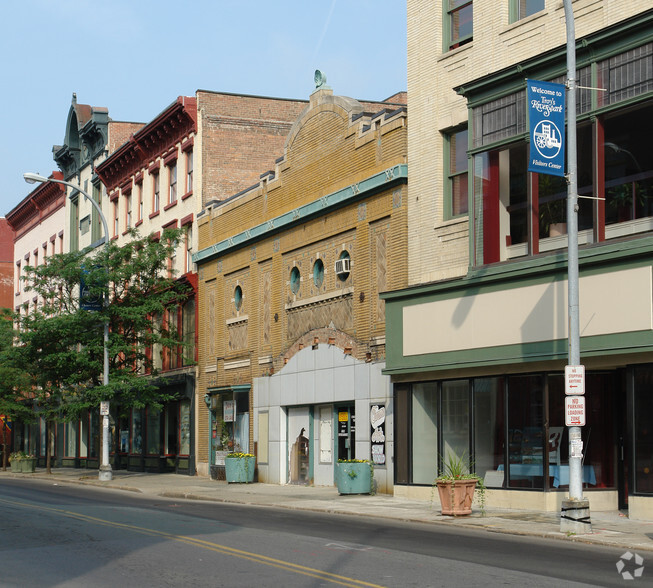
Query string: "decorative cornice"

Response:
xmin=193 ymin=164 xmax=407 ymax=265
xmin=96 ymin=96 xmax=197 ymax=191
xmin=6 ymin=172 xmax=66 ymax=236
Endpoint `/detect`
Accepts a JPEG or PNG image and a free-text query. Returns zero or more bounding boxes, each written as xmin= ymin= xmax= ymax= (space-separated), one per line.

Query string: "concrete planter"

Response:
xmin=10 ymin=458 xmax=36 ymax=473
xmin=335 ymin=461 xmax=372 ymax=495
xmin=224 ymin=456 xmax=255 ymax=483
xmin=20 ymin=458 xmax=36 ymax=473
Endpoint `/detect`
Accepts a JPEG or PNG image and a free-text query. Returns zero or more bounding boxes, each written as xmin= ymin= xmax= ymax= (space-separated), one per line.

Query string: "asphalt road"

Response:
xmin=0 ymin=478 xmax=641 ymax=587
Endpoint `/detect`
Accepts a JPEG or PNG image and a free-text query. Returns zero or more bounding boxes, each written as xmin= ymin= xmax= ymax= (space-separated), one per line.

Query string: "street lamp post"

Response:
xmin=560 ymin=0 xmax=591 ymax=533
xmin=23 ymin=172 xmax=113 ymax=481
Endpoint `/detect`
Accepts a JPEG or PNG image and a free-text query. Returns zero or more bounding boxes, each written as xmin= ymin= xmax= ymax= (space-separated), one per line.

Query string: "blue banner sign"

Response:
xmin=527 ymin=79 xmax=566 ymax=177
xmin=80 ymin=268 xmax=102 ymax=312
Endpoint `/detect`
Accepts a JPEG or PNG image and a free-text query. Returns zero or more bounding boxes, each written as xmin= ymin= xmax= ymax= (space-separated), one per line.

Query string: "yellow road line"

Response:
xmin=0 ymin=497 xmax=386 ymax=588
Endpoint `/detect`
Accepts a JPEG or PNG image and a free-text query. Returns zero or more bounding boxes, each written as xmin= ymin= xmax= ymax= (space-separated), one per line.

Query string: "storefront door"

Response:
xmin=337 ymin=406 xmax=355 ymax=461
xmin=288 ymin=407 xmax=310 ymax=484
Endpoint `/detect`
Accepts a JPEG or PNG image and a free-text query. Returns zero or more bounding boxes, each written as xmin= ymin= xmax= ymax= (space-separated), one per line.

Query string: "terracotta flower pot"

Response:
xmin=436 ymin=479 xmax=477 ymax=516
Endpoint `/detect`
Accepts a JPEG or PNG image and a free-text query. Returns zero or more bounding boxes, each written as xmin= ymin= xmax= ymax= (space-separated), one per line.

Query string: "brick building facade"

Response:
xmin=195 ymin=83 xmax=407 ymax=490
xmin=0 ymin=218 xmax=15 ymax=310
xmin=387 ymin=1 xmax=653 ymax=518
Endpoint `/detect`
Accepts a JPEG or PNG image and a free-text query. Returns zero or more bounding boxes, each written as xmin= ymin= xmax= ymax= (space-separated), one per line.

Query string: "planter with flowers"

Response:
xmin=335 ymin=459 xmax=373 ymax=495
xmin=224 ymin=452 xmax=256 ymax=483
xmin=9 ymin=451 xmax=36 ymax=473
xmin=434 ymin=453 xmax=485 ymax=516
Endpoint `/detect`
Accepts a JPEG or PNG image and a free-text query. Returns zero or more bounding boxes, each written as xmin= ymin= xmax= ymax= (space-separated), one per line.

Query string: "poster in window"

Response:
xmin=370 ymin=404 xmax=386 ymax=466
xmin=223 ymin=400 xmax=235 ymax=422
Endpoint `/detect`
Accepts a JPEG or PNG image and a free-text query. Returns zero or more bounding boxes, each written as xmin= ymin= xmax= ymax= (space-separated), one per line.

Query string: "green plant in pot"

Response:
xmin=434 ymin=452 xmax=485 ymax=516
xmin=9 ymin=451 xmax=36 ymax=473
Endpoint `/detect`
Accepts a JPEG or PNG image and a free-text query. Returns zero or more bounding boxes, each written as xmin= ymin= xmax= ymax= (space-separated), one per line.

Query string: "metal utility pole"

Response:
xmin=560 ymin=0 xmax=591 ymax=534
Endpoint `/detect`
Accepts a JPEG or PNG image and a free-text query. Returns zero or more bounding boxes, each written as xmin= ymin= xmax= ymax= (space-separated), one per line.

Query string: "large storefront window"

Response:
xmin=131 ymin=409 xmax=143 ymax=454
xmin=80 ymin=415 xmax=88 ymax=458
xmin=179 ymin=400 xmax=191 ymax=455
xmin=165 ymin=404 xmax=178 ymax=455
xmin=634 ymin=366 xmax=653 ymax=494
xmin=442 ymin=380 xmax=469 ymax=464
xmin=146 ymin=409 xmax=161 ymax=455
xmin=474 ymin=377 xmax=505 ymax=485
xmin=395 ymin=372 xmax=616 ymax=491
xmin=411 ymin=383 xmax=437 ymax=484
xmin=507 ymin=375 xmax=544 ymax=488
xmin=209 ymin=387 xmax=251 ymax=468
xmin=65 ymin=421 xmax=77 ymax=458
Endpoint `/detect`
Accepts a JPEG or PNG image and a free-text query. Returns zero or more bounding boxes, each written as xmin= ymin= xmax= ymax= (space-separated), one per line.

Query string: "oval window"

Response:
xmin=290 ymin=266 xmax=301 ymax=294
xmin=336 ymin=251 xmax=351 ymax=281
xmin=313 ymin=258 xmax=324 ymax=288
xmin=234 ymin=285 xmax=243 ymax=311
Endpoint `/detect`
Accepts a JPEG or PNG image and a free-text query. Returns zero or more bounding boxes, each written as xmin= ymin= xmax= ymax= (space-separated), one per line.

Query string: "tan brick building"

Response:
xmin=195 ymin=82 xmax=407 ymax=491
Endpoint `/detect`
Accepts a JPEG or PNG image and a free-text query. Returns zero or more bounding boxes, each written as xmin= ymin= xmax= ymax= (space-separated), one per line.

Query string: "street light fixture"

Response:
xmin=23 ymin=172 xmax=113 ymax=481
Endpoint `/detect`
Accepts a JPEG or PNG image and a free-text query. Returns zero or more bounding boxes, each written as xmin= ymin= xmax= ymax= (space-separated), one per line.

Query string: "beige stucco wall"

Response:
xmin=403 ymin=266 xmax=653 ymax=356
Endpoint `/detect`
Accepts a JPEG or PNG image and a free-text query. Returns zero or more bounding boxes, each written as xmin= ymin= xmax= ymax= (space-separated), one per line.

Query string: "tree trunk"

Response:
xmin=1 ymin=437 xmax=6 ymax=471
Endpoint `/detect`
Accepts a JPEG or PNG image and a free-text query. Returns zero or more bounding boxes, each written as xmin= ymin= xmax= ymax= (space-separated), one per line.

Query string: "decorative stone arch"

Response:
xmin=275 ymin=327 xmax=368 ymax=372
xmin=284 ymin=90 xmax=364 ymax=154
xmin=253 ymin=325 xmax=393 ymax=491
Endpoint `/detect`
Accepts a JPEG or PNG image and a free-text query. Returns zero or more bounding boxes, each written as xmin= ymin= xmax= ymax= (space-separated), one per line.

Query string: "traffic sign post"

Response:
xmin=565 ymin=395 xmax=586 ymax=426
xmin=565 ymin=365 xmax=585 ymax=395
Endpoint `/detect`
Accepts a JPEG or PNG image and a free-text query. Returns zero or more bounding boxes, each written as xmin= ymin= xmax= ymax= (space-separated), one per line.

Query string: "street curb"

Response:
xmin=4 ymin=471 xmax=653 ymax=553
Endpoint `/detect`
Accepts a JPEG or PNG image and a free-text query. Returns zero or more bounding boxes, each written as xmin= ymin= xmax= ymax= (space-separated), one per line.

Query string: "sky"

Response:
xmin=0 ymin=0 xmax=406 ymax=216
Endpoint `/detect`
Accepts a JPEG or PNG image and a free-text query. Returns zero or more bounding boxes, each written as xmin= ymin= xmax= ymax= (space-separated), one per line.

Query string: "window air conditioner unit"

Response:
xmin=334 ymin=258 xmax=351 ymax=276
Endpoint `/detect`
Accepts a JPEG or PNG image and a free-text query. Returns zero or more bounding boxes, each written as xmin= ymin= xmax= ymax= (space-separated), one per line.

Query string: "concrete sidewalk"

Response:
xmin=2 ymin=467 xmax=653 ymax=553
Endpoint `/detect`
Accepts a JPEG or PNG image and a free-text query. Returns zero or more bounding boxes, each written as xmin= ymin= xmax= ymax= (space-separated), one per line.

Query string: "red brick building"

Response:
xmin=0 ymin=218 xmax=15 ymax=310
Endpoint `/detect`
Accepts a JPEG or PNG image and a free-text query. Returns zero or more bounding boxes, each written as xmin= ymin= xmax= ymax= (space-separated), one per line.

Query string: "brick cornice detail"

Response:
xmin=96 ymin=96 xmax=197 ymax=192
xmin=6 ymin=172 xmax=66 ymax=236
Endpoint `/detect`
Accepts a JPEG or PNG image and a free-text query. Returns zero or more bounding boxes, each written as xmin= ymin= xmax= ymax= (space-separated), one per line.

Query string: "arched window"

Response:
xmin=313 ymin=258 xmax=324 ymax=288
xmin=290 ymin=266 xmax=301 ymax=294
xmin=335 ymin=251 xmax=351 ymax=281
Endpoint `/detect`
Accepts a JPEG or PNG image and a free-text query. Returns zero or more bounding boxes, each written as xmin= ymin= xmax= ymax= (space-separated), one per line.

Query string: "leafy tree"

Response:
xmin=15 ymin=228 xmax=190 ymax=472
xmin=0 ymin=309 xmax=33 ymax=471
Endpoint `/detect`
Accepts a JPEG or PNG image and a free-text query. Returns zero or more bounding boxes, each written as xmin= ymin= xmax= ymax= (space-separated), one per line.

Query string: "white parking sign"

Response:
xmin=565 ymin=365 xmax=585 ymax=395
xmin=565 ymin=395 xmax=586 ymax=426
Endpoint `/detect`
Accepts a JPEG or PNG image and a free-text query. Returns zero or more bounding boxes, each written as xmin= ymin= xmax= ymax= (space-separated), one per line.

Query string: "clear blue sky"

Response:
xmin=1 ymin=0 xmax=406 ymax=216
